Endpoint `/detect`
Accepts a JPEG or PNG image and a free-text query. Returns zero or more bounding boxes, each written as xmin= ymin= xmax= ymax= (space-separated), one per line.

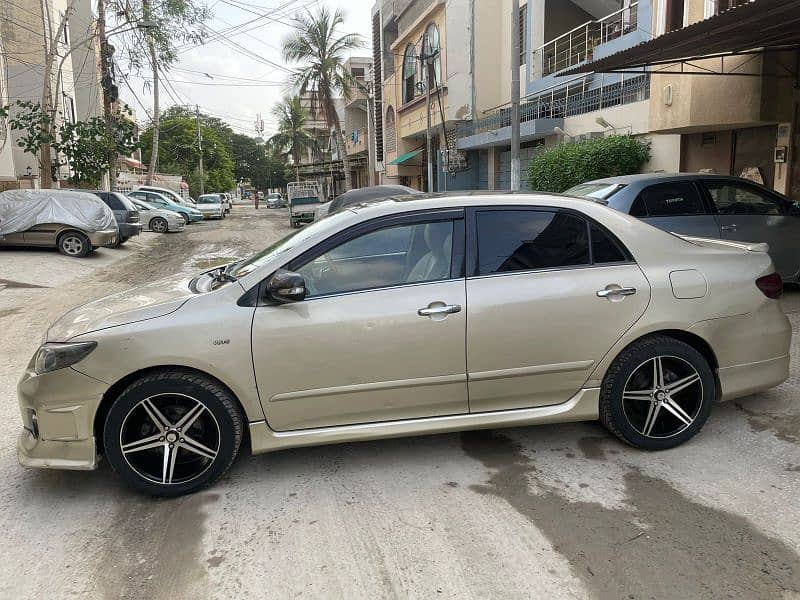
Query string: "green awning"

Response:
xmin=388 ymin=149 xmax=423 ymax=165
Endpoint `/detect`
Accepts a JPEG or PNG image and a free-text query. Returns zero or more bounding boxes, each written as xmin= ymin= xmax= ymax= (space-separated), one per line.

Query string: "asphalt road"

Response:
xmin=0 ymin=205 xmax=798 ymax=599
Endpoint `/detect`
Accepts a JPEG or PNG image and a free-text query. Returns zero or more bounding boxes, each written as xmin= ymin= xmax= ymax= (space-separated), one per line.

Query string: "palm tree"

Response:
xmin=269 ymin=96 xmax=318 ymax=181
xmin=283 ymin=7 xmax=362 ymax=191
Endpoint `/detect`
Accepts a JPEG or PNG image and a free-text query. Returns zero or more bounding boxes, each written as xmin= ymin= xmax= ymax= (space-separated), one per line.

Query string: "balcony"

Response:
xmin=534 ymin=2 xmax=638 ymax=78
xmin=457 ymin=74 xmax=649 ymax=149
xmin=346 ymin=77 xmax=369 ymax=109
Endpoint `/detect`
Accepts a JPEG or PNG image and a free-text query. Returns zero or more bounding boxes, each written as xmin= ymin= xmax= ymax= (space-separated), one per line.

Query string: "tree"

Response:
xmin=282 ymin=7 xmax=362 ymax=190
xmin=109 ymin=0 xmax=210 ymax=183
xmin=268 ymin=96 xmax=317 ymax=181
xmin=527 ymin=135 xmax=651 ymax=193
xmin=139 ymin=115 xmax=234 ymax=198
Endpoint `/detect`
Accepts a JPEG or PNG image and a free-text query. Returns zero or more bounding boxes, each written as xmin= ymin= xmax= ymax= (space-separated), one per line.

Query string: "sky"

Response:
xmin=120 ymin=0 xmax=374 ymax=139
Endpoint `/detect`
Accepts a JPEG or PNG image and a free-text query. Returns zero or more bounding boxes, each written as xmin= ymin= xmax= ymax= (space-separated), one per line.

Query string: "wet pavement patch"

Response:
xmin=461 ymin=430 xmax=800 ymax=599
xmin=735 ymin=402 xmax=800 ymax=445
xmin=577 ymin=436 xmax=608 ymax=460
xmin=94 ymin=491 xmax=219 ymax=598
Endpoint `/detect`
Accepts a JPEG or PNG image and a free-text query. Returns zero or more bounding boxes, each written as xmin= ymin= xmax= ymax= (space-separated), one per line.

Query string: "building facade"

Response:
xmin=0 ymin=30 xmax=16 ymax=187
xmin=0 ymin=0 xmax=102 ymax=185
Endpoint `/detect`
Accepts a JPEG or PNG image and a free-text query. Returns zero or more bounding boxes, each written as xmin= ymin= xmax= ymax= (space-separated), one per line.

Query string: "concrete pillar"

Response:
xmin=487 ymin=146 xmax=497 ymax=190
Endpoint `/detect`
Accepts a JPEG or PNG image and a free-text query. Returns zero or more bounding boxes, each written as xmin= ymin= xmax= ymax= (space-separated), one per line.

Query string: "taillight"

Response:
xmin=755 ymin=273 xmax=783 ymax=299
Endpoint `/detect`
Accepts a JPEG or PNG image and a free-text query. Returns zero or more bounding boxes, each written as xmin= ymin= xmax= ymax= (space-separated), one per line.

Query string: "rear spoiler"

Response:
xmin=672 ymin=233 xmax=769 ymax=254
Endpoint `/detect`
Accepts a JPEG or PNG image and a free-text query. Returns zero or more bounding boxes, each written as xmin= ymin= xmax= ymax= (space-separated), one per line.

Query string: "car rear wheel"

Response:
xmin=57 ymin=231 xmax=91 ymax=257
xmin=103 ymin=370 xmax=243 ymax=497
xmin=180 ymin=213 xmax=190 ymax=225
xmin=599 ymin=336 xmax=715 ymax=450
xmin=150 ymin=217 xmax=168 ymax=233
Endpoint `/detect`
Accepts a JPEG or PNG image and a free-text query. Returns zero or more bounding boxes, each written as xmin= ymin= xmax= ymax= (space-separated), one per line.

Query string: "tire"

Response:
xmin=103 ymin=370 xmax=244 ymax=497
xmin=150 ymin=217 xmax=168 ymax=233
xmin=599 ymin=335 xmax=715 ymax=451
xmin=180 ymin=212 xmax=190 ymax=225
xmin=57 ymin=231 xmax=91 ymax=258
xmin=118 ymin=236 xmax=129 ymax=245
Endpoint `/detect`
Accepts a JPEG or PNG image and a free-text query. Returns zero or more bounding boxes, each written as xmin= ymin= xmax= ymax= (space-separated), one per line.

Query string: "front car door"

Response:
xmin=630 ymin=181 xmax=721 ymax=238
xmin=466 ymin=207 xmax=650 ymax=412
xmin=251 ymin=210 xmax=468 ymax=431
xmin=701 ymin=178 xmax=800 ymax=280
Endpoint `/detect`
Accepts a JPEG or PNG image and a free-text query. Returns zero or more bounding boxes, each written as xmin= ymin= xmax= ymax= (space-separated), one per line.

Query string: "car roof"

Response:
xmin=584 ymin=172 xmax=742 ymax=185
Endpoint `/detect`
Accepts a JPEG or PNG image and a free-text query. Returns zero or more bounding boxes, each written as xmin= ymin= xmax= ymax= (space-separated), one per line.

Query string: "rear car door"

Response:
xmin=631 ymin=181 xmax=721 ymax=238
xmin=466 ymin=207 xmax=650 ymax=412
xmin=251 ymin=210 xmax=469 ymax=431
xmin=702 ymin=179 xmax=800 ymax=279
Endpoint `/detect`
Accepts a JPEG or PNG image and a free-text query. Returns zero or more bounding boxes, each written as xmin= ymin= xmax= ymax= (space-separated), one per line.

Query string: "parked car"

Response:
xmin=0 ymin=189 xmax=117 ymax=257
xmin=128 ymin=190 xmax=203 ymax=224
xmin=82 ymin=190 xmax=143 ymax=247
xmin=17 ymin=192 xmax=791 ymax=496
xmin=328 ymin=185 xmax=420 ymax=214
xmin=135 ymin=185 xmax=195 ymax=207
xmin=130 ymin=198 xmax=185 ymax=233
xmin=196 ymin=194 xmax=226 ymax=219
xmin=564 ymin=173 xmax=800 ymax=281
xmin=266 ymin=192 xmax=284 ymax=209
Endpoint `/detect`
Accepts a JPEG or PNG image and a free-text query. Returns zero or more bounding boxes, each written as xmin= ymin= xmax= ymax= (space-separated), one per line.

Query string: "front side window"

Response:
xmin=476 ymin=210 xmax=590 ymax=275
xmin=403 ymin=44 xmax=418 ymax=104
xmin=704 ymin=181 xmax=783 ymax=216
xmin=637 ymin=182 xmax=705 ymax=217
xmin=296 ymin=220 xmax=455 ymax=297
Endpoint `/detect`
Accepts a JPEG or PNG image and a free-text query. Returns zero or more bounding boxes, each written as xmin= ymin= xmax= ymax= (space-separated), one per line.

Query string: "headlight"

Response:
xmin=30 ymin=342 xmax=97 ymax=375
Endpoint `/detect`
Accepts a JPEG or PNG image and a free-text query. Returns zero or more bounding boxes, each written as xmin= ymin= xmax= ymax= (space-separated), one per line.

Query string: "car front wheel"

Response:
xmin=57 ymin=231 xmax=91 ymax=257
xmin=103 ymin=370 xmax=243 ymax=496
xmin=180 ymin=213 xmax=190 ymax=225
xmin=599 ymin=336 xmax=715 ymax=450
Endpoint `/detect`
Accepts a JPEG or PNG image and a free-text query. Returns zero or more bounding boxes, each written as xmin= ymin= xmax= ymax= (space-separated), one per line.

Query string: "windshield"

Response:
xmin=144 ymin=187 xmax=183 ymax=204
xmin=197 ymin=196 xmax=220 ymax=204
xmin=564 ymin=182 xmax=625 ymax=201
xmin=229 ymin=210 xmax=353 ymax=278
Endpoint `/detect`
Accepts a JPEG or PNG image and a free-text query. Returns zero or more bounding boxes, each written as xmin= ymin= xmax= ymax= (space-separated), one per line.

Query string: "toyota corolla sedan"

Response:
xmin=17 ymin=194 xmax=791 ymax=496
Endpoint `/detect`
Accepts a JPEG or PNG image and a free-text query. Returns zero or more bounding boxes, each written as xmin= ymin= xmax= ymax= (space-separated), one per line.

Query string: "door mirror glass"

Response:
xmin=266 ymin=269 xmax=307 ymax=303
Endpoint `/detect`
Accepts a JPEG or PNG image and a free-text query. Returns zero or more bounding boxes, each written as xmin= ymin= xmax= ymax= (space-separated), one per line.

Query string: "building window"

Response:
xmin=422 ymin=23 xmax=442 ymax=88
xmin=63 ymin=94 xmax=76 ymax=124
xmin=519 ymin=5 xmax=527 ymax=66
xmin=665 ymin=0 xmax=685 ymax=32
xmin=385 ymin=106 xmax=396 ymax=154
xmin=403 ymin=44 xmax=417 ymax=104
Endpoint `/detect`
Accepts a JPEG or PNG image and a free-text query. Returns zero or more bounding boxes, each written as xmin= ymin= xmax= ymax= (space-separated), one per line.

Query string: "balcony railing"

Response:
xmin=457 ymin=74 xmax=650 ymax=139
xmin=535 ymin=2 xmax=638 ymax=78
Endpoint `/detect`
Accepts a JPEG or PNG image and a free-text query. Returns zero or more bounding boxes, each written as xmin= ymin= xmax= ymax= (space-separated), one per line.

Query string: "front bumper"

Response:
xmin=87 ymin=228 xmax=118 ymax=247
xmin=16 ymin=366 xmax=108 ymax=471
xmin=186 ymin=212 xmax=204 ymax=222
xmin=118 ymin=223 xmax=143 ymax=238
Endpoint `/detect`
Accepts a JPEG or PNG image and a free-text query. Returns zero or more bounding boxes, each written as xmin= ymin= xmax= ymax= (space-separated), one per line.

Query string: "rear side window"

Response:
xmin=476 ymin=210 xmax=590 ymax=275
xmin=590 ymin=223 xmax=628 ymax=263
xmin=636 ymin=182 xmax=705 ymax=216
xmin=100 ymin=192 xmax=125 ymax=210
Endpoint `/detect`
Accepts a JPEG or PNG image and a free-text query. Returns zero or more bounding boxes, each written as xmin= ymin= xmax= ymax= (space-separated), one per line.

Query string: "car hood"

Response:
xmin=47 ymin=273 xmax=194 ymax=341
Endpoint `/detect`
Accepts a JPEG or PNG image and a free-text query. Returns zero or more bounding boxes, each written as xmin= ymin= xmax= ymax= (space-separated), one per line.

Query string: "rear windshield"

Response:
xmin=564 ymin=183 xmax=625 ymax=201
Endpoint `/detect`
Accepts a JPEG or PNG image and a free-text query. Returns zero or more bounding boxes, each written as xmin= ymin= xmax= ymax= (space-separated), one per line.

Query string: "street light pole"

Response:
xmin=196 ymin=104 xmax=204 ymax=195
xmin=511 ymin=0 xmax=521 ymax=192
xmin=97 ymin=0 xmax=116 ymax=191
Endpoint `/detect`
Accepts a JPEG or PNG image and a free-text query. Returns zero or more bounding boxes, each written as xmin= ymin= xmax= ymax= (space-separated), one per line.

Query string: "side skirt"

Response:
xmin=248 ymin=388 xmax=600 ymax=455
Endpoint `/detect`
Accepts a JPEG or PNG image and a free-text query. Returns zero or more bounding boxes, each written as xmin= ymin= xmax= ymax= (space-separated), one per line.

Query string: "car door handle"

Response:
xmin=720 ymin=224 xmax=737 ymax=232
xmin=596 ymin=287 xmax=637 ymax=298
xmin=418 ymin=304 xmax=462 ymax=317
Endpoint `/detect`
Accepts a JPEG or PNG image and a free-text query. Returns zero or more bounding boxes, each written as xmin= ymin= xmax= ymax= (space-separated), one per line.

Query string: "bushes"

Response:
xmin=527 ymin=135 xmax=651 ymax=193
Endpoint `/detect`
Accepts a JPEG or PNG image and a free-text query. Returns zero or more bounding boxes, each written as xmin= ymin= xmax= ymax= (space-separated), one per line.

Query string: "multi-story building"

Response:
xmin=0 ymin=30 xmax=16 ymax=187
xmin=342 ymin=56 xmax=374 ymax=188
xmin=0 ymin=0 xmax=102 ymax=184
xmin=371 ymin=0 xmax=475 ymax=191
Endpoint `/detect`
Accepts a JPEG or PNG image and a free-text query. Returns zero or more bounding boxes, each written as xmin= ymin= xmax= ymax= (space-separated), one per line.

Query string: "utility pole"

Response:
xmin=510 ymin=0 xmax=521 ymax=191
xmin=422 ymin=36 xmax=434 ymax=193
xmin=143 ymin=0 xmax=158 ymax=185
xmin=97 ymin=0 xmax=116 ymax=190
xmin=196 ymin=104 xmax=204 ymax=195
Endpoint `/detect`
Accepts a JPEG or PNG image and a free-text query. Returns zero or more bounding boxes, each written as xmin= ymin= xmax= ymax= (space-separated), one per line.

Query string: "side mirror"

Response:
xmin=790 ymin=201 xmax=800 ymax=216
xmin=265 ymin=269 xmax=307 ymax=304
